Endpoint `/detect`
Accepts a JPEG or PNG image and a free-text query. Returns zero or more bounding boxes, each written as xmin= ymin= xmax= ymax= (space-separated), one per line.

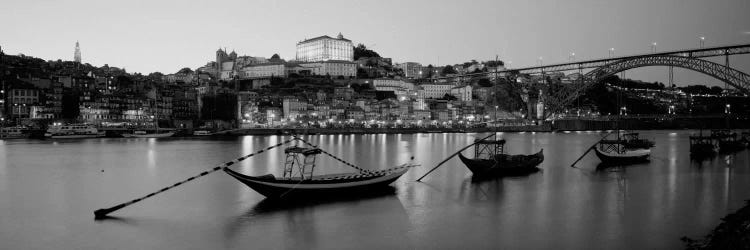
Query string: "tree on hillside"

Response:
xmin=353 ymin=44 xmax=380 ymax=60
xmin=441 ymin=65 xmax=457 ymax=76
xmin=424 ymin=64 xmax=435 ymax=78
xmin=485 ymin=60 xmax=504 ymax=67
xmin=477 ymin=78 xmax=492 ymax=87
xmin=177 ymin=67 xmax=193 ymax=74
xmin=271 ymin=54 xmax=280 ymax=59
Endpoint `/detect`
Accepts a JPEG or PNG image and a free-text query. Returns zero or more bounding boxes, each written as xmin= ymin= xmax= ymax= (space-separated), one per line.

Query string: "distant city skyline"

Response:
xmin=2 ymin=0 xmax=750 ymax=86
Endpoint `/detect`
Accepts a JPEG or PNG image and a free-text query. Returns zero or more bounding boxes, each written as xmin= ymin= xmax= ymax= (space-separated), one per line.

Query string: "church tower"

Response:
xmin=74 ymin=41 xmax=81 ymax=63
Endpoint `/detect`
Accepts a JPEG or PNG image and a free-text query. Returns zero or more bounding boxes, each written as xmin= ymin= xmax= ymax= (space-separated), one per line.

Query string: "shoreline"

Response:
xmin=682 ymin=200 xmax=750 ymax=249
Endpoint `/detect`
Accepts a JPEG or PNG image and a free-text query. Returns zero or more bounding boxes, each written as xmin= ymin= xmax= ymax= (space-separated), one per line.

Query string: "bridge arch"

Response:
xmin=545 ymin=55 xmax=750 ymax=116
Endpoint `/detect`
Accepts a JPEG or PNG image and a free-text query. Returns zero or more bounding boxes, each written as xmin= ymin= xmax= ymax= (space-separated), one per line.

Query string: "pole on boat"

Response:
xmin=416 ymin=133 xmax=497 ymax=182
xmin=570 ymin=131 xmax=613 ymax=167
xmin=93 ymin=139 xmax=294 ymax=219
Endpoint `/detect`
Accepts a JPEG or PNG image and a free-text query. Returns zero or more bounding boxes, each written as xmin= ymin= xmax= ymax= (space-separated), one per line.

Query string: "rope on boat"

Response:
xmin=292 ymin=136 xmax=372 ymax=174
xmin=93 ymin=139 xmax=295 ymax=219
xmin=416 ymin=133 xmax=497 ymax=182
xmin=570 ymin=131 xmax=614 ymax=168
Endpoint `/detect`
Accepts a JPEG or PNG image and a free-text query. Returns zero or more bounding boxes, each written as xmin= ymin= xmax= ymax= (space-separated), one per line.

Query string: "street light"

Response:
xmin=725 ymin=104 xmax=731 ymax=114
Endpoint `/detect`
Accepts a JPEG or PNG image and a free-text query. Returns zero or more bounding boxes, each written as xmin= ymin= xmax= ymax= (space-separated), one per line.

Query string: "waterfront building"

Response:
xmin=396 ymin=62 xmax=423 ymax=78
xmin=345 ymin=107 xmax=365 ymax=121
xmin=372 ymin=79 xmax=416 ymax=91
xmin=282 ymin=97 xmax=307 ymax=119
xmin=414 ymin=110 xmax=431 ymax=121
xmin=420 ymin=83 xmax=454 ymax=99
xmin=333 ymin=86 xmax=354 ymax=100
xmin=240 ymin=63 xmax=286 ymax=79
xmin=296 ymin=33 xmax=353 ymax=62
xmin=450 ymin=85 xmax=473 ymax=102
xmin=7 ymin=85 xmax=40 ymax=119
xmin=299 ymin=61 xmax=356 ymax=78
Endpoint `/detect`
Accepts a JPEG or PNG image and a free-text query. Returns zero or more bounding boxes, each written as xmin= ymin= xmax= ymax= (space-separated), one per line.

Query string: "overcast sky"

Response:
xmin=1 ymin=0 xmax=749 ymax=86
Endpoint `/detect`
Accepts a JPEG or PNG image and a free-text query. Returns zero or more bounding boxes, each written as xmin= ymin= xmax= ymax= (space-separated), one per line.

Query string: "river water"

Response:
xmin=1 ymin=131 xmax=749 ymax=249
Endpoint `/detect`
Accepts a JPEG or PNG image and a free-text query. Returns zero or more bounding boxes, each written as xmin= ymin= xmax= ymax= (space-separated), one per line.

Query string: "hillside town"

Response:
xmin=1 ymin=34 xmax=747 ymax=133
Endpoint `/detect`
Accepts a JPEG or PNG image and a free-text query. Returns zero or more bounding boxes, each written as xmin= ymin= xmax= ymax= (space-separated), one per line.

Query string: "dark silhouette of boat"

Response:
xmin=223 ymin=146 xmax=412 ymax=199
xmin=456 ymin=136 xmax=544 ymax=177
xmin=690 ymin=130 xmax=718 ymax=157
xmin=712 ymin=129 xmax=745 ymax=153
xmin=741 ymin=132 xmax=750 ymax=148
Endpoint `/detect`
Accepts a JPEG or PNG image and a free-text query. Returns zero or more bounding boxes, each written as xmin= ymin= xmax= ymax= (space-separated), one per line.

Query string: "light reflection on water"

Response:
xmin=0 ymin=131 xmax=749 ymax=249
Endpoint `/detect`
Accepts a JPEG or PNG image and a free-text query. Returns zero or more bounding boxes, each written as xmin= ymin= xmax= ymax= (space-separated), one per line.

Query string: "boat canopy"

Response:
xmin=284 ymin=146 xmax=322 ymax=156
xmin=474 ymin=139 xmax=506 ymax=145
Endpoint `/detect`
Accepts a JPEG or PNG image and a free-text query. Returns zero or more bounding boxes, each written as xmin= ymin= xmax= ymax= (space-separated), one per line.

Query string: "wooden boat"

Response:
xmin=689 ymin=134 xmax=717 ymax=157
xmin=457 ymin=150 xmax=543 ymax=176
xmin=594 ymin=139 xmax=650 ymax=164
xmin=122 ymin=130 xmax=175 ymax=138
xmin=123 ymin=113 xmax=175 ymax=138
xmin=224 ymin=146 xmax=412 ymax=199
xmin=44 ymin=124 xmax=105 ymax=139
xmin=0 ymin=126 xmax=30 ymax=139
xmin=193 ymin=130 xmax=212 ymax=136
xmin=712 ymin=130 xmax=745 ymax=153
xmin=456 ymin=137 xmax=544 ymax=177
xmin=741 ymin=132 xmax=750 ymax=148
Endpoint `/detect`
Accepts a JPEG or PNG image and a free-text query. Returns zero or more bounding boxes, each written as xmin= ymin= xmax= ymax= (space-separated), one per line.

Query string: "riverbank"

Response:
xmin=682 ymin=200 xmax=750 ymax=249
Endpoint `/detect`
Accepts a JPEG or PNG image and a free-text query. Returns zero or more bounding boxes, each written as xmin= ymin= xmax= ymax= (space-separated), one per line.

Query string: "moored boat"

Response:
xmin=193 ymin=130 xmax=212 ymax=136
xmin=456 ymin=137 xmax=544 ymax=177
xmin=0 ymin=126 xmax=31 ymax=139
xmin=592 ymin=136 xmax=651 ymax=164
xmin=122 ymin=130 xmax=175 ymax=138
xmin=712 ymin=130 xmax=745 ymax=153
xmin=44 ymin=124 xmax=105 ymax=139
xmin=457 ymin=150 xmax=543 ymax=176
xmin=594 ymin=144 xmax=651 ymax=164
xmin=224 ymin=166 xmax=410 ymax=199
xmin=224 ymin=145 xmax=414 ymax=199
xmin=741 ymin=132 xmax=750 ymax=148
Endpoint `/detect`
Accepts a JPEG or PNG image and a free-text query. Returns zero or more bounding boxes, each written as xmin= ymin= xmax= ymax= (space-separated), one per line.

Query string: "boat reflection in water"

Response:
xmin=223 ymin=187 xmax=411 ymax=249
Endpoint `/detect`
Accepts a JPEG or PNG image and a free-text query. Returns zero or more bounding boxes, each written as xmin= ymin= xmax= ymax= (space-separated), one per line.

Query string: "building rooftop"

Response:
xmin=297 ymin=34 xmax=352 ymax=44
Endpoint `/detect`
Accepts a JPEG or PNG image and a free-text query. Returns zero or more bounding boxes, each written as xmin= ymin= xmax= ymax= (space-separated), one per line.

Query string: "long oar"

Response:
xmin=93 ymin=139 xmax=294 ymax=219
xmin=416 ymin=133 xmax=496 ymax=182
xmin=570 ymin=131 xmax=614 ymax=167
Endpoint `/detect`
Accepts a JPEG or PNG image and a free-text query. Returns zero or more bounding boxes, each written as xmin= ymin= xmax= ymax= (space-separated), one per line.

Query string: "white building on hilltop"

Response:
xmin=296 ymin=33 xmax=354 ymax=62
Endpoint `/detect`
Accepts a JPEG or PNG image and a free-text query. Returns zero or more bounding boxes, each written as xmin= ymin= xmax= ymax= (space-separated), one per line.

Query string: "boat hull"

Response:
xmin=122 ymin=132 xmax=175 ymax=138
xmin=594 ymin=147 xmax=650 ymax=164
xmin=0 ymin=134 xmax=29 ymax=139
xmin=457 ymin=149 xmax=544 ymax=177
xmin=45 ymin=132 xmax=105 ymax=139
xmin=223 ymin=166 xmax=410 ymax=199
xmin=690 ymin=143 xmax=717 ymax=156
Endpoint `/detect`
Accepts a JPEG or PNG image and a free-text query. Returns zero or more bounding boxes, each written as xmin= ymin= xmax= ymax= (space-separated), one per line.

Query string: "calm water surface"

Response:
xmin=1 ymin=131 xmax=750 ymax=249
